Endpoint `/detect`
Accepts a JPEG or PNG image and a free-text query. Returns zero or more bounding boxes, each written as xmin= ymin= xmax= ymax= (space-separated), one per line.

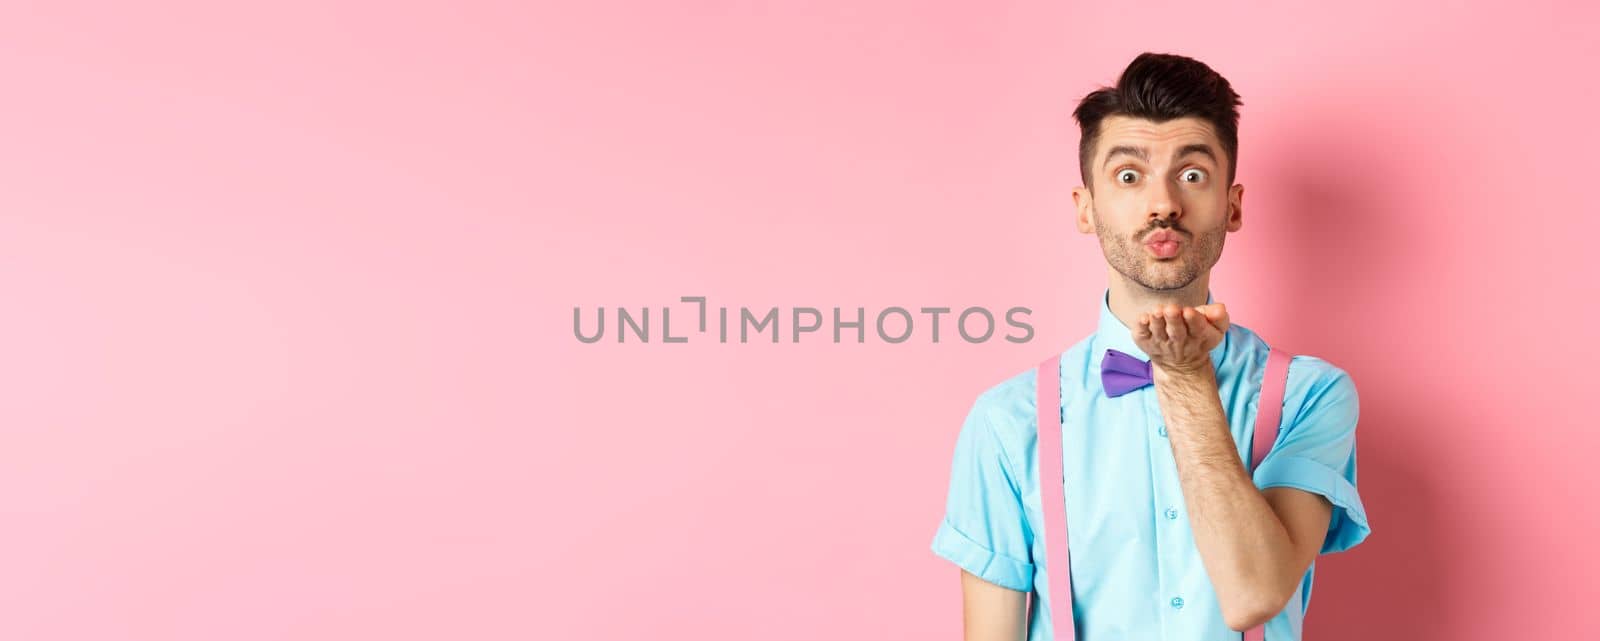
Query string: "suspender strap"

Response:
xmin=1253 ymin=348 xmax=1293 ymax=470
xmin=1038 ymin=347 xmax=1293 ymax=641
xmin=1035 ymin=354 xmax=1073 ymax=640
xmin=1243 ymin=347 xmax=1293 ymax=641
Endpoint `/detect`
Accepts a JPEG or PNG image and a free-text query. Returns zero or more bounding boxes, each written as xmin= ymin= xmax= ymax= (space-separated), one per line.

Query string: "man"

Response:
xmin=930 ymin=52 xmax=1371 ymax=640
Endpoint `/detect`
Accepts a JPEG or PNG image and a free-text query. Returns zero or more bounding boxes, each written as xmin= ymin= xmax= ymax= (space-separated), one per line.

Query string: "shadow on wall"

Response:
xmin=1255 ymin=110 xmax=1461 ymax=639
xmin=1307 ymin=406 xmax=1449 ymax=640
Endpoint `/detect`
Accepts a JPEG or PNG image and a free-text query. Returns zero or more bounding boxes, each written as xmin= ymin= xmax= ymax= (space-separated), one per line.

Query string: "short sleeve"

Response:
xmin=930 ymin=393 xmax=1035 ymax=591
xmin=1251 ymin=358 xmax=1372 ymax=555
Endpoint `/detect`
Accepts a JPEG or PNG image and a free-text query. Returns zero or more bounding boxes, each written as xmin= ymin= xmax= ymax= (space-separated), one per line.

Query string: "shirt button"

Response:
xmin=1171 ymin=597 xmax=1185 ymax=609
xmin=1158 ymin=425 xmax=1168 ymax=437
xmin=1165 ymin=508 xmax=1179 ymax=520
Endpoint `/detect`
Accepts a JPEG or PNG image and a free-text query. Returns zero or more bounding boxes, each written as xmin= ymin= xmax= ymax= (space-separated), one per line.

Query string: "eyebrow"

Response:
xmin=1101 ymin=143 xmax=1219 ymax=170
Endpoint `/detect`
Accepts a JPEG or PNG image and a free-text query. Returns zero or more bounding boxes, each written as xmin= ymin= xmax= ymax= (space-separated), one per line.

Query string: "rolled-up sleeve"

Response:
xmin=930 ymin=394 xmax=1035 ymax=592
xmin=1252 ymin=359 xmax=1372 ymax=554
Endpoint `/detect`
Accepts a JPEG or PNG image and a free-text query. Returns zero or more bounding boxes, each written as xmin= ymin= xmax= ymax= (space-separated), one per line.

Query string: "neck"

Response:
xmin=1105 ymin=269 xmax=1212 ymax=330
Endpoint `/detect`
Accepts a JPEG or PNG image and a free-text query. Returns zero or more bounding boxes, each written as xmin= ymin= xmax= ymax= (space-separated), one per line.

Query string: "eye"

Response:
xmin=1180 ymin=168 xmax=1207 ymax=183
xmin=1116 ymin=169 xmax=1139 ymax=184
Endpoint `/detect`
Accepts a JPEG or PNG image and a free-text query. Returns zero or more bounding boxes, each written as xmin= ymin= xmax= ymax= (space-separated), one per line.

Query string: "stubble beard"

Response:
xmin=1093 ymin=209 xmax=1226 ymax=292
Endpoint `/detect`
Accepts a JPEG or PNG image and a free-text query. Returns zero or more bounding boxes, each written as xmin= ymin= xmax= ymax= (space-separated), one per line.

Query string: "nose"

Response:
xmin=1147 ymin=178 xmax=1181 ymax=224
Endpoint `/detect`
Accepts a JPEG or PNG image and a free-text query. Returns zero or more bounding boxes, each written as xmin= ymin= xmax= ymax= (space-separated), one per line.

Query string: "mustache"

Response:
xmin=1139 ymin=222 xmax=1189 ymax=239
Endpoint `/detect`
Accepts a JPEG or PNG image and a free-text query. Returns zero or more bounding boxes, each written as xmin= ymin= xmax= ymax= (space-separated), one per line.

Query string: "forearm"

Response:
xmin=1153 ymin=365 xmax=1295 ymax=626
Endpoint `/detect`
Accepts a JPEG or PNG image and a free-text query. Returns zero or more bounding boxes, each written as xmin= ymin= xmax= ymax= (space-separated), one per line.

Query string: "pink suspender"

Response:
xmin=1244 ymin=348 xmax=1292 ymax=641
xmin=1036 ymin=347 xmax=1294 ymax=641
xmin=1036 ymin=354 xmax=1073 ymax=639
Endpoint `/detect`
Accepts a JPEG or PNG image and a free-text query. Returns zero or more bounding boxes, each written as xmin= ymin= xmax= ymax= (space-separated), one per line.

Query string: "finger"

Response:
xmin=1135 ymin=313 xmax=1152 ymax=339
xmin=1182 ymin=307 xmax=1211 ymax=338
xmin=1164 ymin=305 xmax=1187 ymax=341
xmin=1148 ymin=310 xmax=1166 ymax=342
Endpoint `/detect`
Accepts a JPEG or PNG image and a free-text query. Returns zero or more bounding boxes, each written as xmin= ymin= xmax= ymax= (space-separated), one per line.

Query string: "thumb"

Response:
xmin=1195 ymin=303 xmax=1230 ymax=332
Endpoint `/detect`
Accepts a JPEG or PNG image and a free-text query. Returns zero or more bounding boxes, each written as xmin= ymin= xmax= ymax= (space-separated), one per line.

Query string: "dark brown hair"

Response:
xmin=1073 ymin=52 xmax=1243 ymax=189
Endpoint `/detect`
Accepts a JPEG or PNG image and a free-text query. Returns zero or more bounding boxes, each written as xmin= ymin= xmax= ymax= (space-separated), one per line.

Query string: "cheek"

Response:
xmin=1093 ymin=194 xmax=1142 ymax=223
xmin=1179 ymin=188 xmax=1228 ymax=216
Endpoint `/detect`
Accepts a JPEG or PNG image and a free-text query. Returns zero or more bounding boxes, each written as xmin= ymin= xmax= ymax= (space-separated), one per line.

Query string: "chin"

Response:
xmin=1136 ymin=271 xmax=1200 ymax=291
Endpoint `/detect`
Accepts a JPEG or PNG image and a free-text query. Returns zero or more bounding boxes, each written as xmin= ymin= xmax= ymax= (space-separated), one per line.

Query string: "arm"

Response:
xmin=1134 ymin=303 xmax=1335 ymax=630
xmin=932 ymin=394 xmax=1038 ymax=639
xmin=959 ymin=569 xmax=1028 ymax=641
xmin=1152 ymin=364 xmax=1333 ymax=630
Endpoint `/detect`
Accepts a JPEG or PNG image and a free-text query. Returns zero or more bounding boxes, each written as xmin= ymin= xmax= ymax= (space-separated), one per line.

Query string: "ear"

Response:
xmin=1071 ymin=185 xmax=1095 ymax=234
xmin=1226 ymin=182 xmax=1244 ymax=233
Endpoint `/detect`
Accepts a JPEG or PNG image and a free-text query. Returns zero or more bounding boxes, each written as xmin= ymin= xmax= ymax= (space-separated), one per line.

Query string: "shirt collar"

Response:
xmin=1094 ymin=287 xmax=1228 ymax=372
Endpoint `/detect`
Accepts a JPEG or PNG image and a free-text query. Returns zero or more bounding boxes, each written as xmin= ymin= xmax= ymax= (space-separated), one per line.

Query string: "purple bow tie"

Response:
xmin=1101 ymin=348 xmax=1153 ymax=397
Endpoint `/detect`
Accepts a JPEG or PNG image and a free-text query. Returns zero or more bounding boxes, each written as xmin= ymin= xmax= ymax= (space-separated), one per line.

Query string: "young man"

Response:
xmin=930 ymin=52 xmax=1371 ymax=640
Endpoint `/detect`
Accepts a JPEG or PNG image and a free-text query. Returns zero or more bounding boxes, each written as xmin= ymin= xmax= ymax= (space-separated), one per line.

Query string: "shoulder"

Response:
xmin=1281 ymin=351 xmax=1360 ymax=429
xmin=1234 ymin=322 xmax=1359 ymax=414
xmin=966 ymin=334 xmax=1096 ymax=446
xmin=1286 ymin=353 xmax=1357 ymax=401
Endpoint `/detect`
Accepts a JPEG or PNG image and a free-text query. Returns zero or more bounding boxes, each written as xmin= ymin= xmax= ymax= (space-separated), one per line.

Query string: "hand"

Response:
xmin=1133 ymin=302 xmax=1230 ymax=376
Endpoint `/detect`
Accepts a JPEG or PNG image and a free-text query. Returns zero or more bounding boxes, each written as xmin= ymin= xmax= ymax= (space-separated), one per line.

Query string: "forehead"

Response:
xmin=1094 ymin=115 xmax=1221 ymax=159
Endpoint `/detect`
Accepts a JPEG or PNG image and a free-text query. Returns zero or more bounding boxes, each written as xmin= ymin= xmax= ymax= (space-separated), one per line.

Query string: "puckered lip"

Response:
xmin=1143 ymin=229 xmax=1183 ymax=244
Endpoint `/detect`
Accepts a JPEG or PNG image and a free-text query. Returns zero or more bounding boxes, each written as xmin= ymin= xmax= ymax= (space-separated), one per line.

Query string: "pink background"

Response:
xmin=2 ymin=1 xmax=1596 ymax=639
